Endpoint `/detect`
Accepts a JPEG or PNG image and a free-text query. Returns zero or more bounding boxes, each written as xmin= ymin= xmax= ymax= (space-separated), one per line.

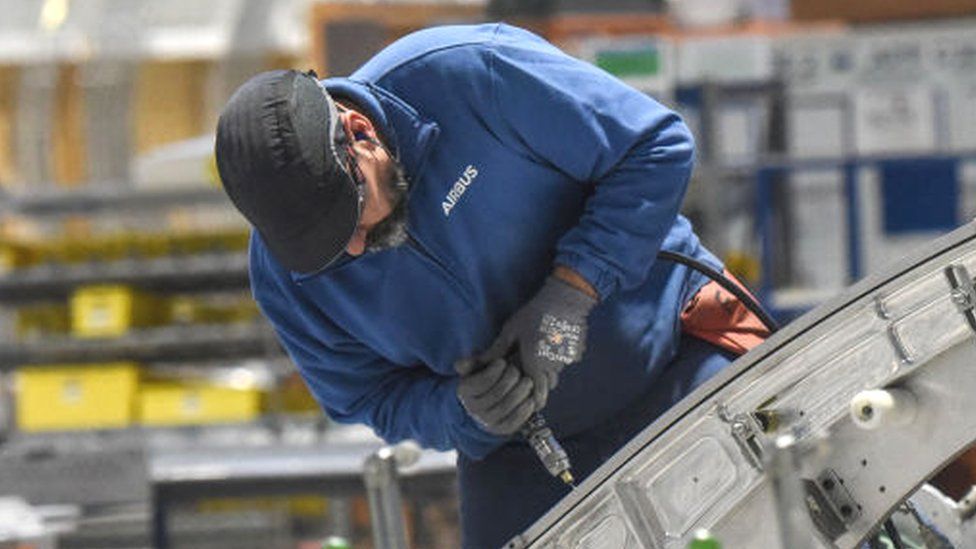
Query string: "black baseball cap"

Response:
xmin=215 ymin=69 xmax=363 ymax=274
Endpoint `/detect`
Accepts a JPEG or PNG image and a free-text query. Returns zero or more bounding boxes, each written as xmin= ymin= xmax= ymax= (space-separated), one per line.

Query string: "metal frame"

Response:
xmin=363 ymin=444 xmax=423 ymax=549
xmin=0 ymin=185 xmax=230 ymax=215
xmin=0 ymin=252 xmax=249 ymax=303
xmin=512 ymin=221 xmax=976 ymax=548
xmin=0 ymin=321 xmax=279 ymax=370
xmin=151 ymin=440 xmax=456 ymax=549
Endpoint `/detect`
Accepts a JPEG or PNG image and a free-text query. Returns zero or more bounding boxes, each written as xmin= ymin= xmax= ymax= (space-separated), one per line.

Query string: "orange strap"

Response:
xmin=680 ymin=270 xmax=771 ymax=356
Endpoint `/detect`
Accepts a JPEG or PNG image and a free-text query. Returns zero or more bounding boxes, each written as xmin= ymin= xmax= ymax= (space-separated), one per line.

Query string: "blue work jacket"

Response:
xmin=249 ymin=23 xmax=722 ymax=459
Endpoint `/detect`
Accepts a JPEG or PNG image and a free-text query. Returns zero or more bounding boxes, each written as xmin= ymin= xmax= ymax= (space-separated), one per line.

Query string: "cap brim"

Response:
xmin=261 ymin=174 xmax=360 ymax=274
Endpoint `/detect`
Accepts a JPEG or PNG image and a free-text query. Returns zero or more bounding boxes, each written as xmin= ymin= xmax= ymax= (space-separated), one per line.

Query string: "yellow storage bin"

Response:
xmin=0 ymin=241 xmax=37 ymax=272
xmin=139 ymin=383 xmax=264 ymax=426
xmin=216 ymin=229 xmax=250 ymax=252
xmin=132 ymin=232 xmax=172 ymax=259
xmin=70 ymin=285 xmax=163 ymax=338
xmin=197 ymin=495 xmax=329 ymax=517
xmin=276 ymin=372 xmax=320 ymax=414
xmin=15 ymin=362 xmax=139 ymax=432
xmin=89 ymin=233 xmax=130 ymax=262
xmin=167 ymin=295 xmax=259 ymax=326
xmin=15 ymin=303 xmax=70 ymax=340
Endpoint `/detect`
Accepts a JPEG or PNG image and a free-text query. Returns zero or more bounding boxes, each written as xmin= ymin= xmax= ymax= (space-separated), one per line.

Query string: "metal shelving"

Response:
xmin=0 ymin=253 xmax=249 ymax=303
xmin=1 ymin=422 xmax=457 ymax=548
xmin=0 ymin=185 xmax=231 ymax=216
xmin=0 ymin=421 xmax=455 ymax=506
xmin=0 ymin=2 xmax=374 ymax=547
xmin=0 ymin=322 xmax=280 ymax=369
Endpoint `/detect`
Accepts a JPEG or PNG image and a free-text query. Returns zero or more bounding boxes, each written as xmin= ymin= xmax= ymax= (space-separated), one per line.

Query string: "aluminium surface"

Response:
xmin=891 ymin=484 xmax=976 ymax=546
xmin=512 ymin=221 xmax=976 ymax=548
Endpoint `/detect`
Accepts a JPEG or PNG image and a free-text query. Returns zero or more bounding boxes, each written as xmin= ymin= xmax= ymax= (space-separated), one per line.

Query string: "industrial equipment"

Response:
xmin=510 ymin=221 xmax=976 ymax=548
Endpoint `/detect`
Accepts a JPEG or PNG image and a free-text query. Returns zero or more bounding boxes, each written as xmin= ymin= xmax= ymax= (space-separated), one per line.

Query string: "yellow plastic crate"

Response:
xmin=167 ymin=295 xmax=259 ymax=326
xmin=15 ymin=363 xmax=139 ymax=432
xmin=70 ymin=285 xmax=163 ymax=338
xmin=216 ymin=229 xmax=250 ymax=252
xmin=0 ymin=242 xmax=37 ymax=272
xmin=138 ymin=383 xmax=264 ymax=426
xmin=89 ymin=233 xmax=130 ymax=262
xmin=132 ymin=233 xmax=172 ymax=259
xmin=15 ymin=303 xmax=70 ymax=340
xmin=197 ymin=495 xmax=329 ymax=517
xmin=276 ymin=372 xmax=320 ymax=414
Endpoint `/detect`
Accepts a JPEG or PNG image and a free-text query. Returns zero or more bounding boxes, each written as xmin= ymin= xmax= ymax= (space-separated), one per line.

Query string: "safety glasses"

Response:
xmin=334 ymin=104 xmax=369 ymax=196
xmin=326 ymin=101 xmax=367 ymax=216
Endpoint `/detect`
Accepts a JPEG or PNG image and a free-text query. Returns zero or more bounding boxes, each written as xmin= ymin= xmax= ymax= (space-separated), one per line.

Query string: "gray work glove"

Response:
xmin=480 ymin=276 xmax=597 ymax=410
xmin=455 ymin=357 xmax=536 ymax=436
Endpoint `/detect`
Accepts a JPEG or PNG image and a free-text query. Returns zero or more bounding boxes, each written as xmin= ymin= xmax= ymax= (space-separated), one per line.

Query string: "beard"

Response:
xmin=364 ymin=160 xmax=410 ymax=253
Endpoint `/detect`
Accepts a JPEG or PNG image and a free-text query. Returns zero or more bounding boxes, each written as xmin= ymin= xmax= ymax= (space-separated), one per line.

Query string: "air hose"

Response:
xmin=657 ymin=250 xmax=780 ymax=334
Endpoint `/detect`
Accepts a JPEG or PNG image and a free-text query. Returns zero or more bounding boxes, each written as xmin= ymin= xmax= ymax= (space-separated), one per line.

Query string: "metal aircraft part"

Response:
xmin=894 ymin=484 xmax=973 ymax=547
xmin=509 ymin=222 xmax=976 ymax=549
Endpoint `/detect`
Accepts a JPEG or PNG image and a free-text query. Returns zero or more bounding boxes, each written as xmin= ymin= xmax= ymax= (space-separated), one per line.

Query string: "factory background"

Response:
xmin=1 ymin=0 xmax=975 ymax=547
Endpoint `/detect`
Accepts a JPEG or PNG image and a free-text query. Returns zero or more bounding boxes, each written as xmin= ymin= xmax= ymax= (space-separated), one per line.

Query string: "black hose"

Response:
xmin=656 ymin=250 xmax=780 ymax=334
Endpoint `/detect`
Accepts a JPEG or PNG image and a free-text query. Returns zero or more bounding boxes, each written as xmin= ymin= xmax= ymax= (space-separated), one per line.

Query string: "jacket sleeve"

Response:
xmin=250 ymin=242 xmax=505 ymax=459
xmin=488 ymin=33 xmax=695 ymax=300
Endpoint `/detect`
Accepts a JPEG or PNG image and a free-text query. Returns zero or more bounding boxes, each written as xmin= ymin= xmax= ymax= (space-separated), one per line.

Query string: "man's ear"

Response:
xmin=344 ymin=109 xmax=374 ymax=138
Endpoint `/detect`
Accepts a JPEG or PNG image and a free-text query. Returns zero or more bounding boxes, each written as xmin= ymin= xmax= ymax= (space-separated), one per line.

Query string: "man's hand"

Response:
xmin=480 ymin=274 xmax=597 ymax=410
xmin=456 ymin=357 xmax=536 ymax=436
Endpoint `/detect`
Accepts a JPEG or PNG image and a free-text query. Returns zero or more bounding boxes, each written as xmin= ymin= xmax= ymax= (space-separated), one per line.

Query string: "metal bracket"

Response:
xmin=945 ymin=264 xmax=976 ymax=333
xmin=803 ymin=469 xmax=861 ymax=541
xmin=727 ymin=412 xmax=766 ymax=471
xmin=873 ymin=294 xmax=891 ymax=320
xmin=886 ymin=325 xmax=915 ymax=365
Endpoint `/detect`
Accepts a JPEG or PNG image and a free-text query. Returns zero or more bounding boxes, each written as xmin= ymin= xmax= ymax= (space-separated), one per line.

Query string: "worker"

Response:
xmin=214 ymin=23 xmax=770 ymax=548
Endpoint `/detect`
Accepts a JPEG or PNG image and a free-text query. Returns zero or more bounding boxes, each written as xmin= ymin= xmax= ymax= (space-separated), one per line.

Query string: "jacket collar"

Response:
xmin=322 ymin=77 xmax=440 ymax=185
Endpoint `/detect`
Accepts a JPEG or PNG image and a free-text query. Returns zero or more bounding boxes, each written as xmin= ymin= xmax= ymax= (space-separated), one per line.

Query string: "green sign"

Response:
xmin=596 ymin=47 xmax=661 ymax=78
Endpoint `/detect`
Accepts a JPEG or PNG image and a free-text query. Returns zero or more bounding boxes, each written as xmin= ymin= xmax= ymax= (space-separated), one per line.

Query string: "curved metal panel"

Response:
xmin=510 ymin=222 xmax=976 ymax=549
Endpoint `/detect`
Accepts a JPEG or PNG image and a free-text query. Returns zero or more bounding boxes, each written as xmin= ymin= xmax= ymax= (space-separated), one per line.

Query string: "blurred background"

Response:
xmin=1 ymin=0 xmax=976 ymax=547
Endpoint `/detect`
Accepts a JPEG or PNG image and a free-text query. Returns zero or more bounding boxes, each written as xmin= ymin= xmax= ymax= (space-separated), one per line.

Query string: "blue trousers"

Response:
xmin=457 ymin=335 xmax=736 ymax=549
